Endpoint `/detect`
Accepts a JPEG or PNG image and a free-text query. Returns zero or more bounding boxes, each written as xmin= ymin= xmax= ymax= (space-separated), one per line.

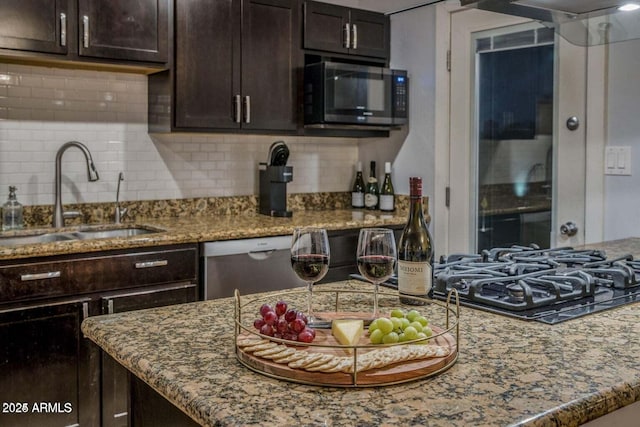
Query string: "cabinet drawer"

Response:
xmin=0 ymin=245 xmax=198 ymax=304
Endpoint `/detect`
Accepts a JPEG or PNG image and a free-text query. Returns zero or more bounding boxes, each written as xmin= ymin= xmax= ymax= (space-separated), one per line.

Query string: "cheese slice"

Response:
xmin=331 ymin=319 xmax=364 ymax=348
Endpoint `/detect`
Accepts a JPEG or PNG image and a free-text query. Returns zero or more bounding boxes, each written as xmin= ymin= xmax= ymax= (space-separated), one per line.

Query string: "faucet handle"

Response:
xmin=63 ymin=210 xmax=82 ymax=220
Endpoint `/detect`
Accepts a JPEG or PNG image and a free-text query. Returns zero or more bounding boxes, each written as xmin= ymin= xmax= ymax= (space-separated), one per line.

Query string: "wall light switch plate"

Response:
xmin=605 ymin=146 xmax=632 ymax=176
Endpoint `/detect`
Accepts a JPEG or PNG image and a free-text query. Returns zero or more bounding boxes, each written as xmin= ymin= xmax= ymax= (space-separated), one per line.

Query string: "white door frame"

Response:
xmin=434 ymin=4 xmax=607 ymax=254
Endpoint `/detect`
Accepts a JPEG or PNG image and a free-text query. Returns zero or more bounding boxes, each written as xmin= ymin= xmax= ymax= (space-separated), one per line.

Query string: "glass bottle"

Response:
xmin=351 ymin=162 xmax=365 ymax=208
xmin=397 ymin=177 xmax=433 ymax=305
xmin=379 ymin=162 xmax=395 ymax=212
xmin=2 ymin=186 xmax=24 ymax=231
xmin=364 ymin=161 xmax=379 ymax=210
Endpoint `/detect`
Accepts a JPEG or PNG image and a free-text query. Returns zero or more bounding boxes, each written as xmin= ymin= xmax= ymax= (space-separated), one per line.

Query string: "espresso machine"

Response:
xmin=259 ymin=141 xmax=293 ymax=217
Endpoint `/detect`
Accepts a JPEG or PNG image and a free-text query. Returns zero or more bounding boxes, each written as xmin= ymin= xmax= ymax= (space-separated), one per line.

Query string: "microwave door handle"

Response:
xmin=351 ymin=24 xmax=357 ymax=49
xmin=343 ymin=23 xmax=350 ymax=49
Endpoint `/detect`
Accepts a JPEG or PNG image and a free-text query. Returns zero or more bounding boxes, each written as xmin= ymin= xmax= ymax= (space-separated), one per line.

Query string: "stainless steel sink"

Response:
xmin=70 ymin=227 xmax=158 ymax=240
xmin=0 ymin=226 xmax=162 ymax=247
xmin=0 ymin=232 xmax=77 ymax=246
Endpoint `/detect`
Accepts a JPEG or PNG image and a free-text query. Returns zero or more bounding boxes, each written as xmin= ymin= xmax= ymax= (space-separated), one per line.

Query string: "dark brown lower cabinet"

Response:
xmin=0 ymin=297 xmax=99 ymax=426
xmin=101 ymin=283 xmax=197 ymax=427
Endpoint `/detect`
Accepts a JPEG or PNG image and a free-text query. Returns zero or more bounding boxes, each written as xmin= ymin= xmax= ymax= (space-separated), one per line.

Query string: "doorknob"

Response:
xmin=560 ymin=221 xmax=578 ymax=237
xmin=566 ymin=116 xmax=580 ymax=131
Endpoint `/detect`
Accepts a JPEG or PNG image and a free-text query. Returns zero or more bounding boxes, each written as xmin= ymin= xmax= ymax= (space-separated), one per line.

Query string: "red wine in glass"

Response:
xmin=291 ymin=254 xmax=329 ymax=282
xmin=357 ymin=255 xmax=395 ymax=282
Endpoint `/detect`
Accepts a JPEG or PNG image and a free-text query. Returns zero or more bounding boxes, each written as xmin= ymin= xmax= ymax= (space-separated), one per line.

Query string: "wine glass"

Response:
xmin=290 ymin=227 xmax=330 ymax=327
xmin=357 ymin=228 xmax=397 ymax=319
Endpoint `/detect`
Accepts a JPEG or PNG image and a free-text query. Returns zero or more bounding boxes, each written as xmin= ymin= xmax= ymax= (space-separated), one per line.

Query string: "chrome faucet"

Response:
xmin=114 ymin=172 xmax=127 ymax=224
xmin=53 ymin=141 xmax=100 ymax=228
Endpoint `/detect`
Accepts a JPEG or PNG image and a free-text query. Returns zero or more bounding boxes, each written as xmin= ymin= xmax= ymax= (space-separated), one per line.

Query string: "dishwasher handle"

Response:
xmin=247 ymin=249 xmax=280 ymax=261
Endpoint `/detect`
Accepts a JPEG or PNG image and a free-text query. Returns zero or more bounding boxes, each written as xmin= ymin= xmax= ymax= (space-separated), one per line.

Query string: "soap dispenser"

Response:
xmin=2 ymin=186 xmax=24 ymax=231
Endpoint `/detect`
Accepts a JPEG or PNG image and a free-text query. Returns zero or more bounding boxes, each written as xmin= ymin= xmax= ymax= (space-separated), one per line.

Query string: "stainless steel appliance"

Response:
xmin=431 ymin=246 xmax=640 ymax=324
xmin=202 ymin=237 xmax=304 ymax=300
xmin=304 ymin=62 xmax=408 ymax=128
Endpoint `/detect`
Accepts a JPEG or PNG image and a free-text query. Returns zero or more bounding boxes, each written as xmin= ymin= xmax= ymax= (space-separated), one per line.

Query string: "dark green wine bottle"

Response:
xmin=397 ymin=177 xmax=433 ymax=305
xmin=364 ymin=161 xmax=379 ymax=210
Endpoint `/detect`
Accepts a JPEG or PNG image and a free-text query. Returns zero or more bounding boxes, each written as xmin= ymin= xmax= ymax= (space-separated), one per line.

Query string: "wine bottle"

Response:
xmin=379 ymin=162 xmax=395 ymax=212
xmin=351 ymin=162 xmax=365 ymax=208
xmin=397 ymin=177 xmax=433 ymax=305
xmin=364 ymin=161 xmax=379 ymax=210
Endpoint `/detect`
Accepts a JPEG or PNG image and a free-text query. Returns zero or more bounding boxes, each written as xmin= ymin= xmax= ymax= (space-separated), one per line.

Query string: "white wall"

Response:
xmin=604 ymin=38 xmax=640 ymax=240
xmin=0 ymin=63 xmax=358 ymax=207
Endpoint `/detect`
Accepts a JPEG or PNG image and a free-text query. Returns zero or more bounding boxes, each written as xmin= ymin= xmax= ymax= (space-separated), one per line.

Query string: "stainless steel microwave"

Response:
xmin=303 ymin=62 xmax=408 ymax=128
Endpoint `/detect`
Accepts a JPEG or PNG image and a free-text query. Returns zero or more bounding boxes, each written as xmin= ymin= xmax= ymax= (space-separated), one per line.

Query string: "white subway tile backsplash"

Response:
xmin=0 ymin=63 xmax=359 ymax=206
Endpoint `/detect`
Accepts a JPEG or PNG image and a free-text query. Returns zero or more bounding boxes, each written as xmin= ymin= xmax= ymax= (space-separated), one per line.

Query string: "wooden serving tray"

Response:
xmin=236 ymin=324 xmax=457 ymax=387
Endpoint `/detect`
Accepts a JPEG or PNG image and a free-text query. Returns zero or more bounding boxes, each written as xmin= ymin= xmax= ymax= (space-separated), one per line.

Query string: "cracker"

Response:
xmin=288 ymin=352 xmax=325 ymax=369
xmin=253 ymin=345 xmax=288 ymax=358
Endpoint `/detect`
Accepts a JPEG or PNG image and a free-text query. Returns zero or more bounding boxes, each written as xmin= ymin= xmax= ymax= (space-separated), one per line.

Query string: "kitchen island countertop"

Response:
xmin=81 ymin=239 xmax=640 ymax=427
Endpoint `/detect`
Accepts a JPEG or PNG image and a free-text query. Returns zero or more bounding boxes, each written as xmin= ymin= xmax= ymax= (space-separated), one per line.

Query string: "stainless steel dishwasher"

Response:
xmin=202 ymin=236 xmax=305 ymax=299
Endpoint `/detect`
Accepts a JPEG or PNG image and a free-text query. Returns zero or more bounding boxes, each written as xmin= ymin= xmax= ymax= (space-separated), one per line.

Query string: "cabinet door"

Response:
xmin=78 ymin=0 xmax=168 ymax=62
xmin=0 ymin=298 xmax=96 ymax=426
xmin=242 ymin=0 xmax=299 ymax=131
xmin=349 ymin=9 xmax=389 ymax=59
xmin=100 ymin=283 xmax=197 ymax=427
xmin=0 ymin=0 xmax=69 ymax=54
xmin=175 ymin=0 xmax=241 ymax=129
xmin=303 ymin=0 xmax=350 ymax=54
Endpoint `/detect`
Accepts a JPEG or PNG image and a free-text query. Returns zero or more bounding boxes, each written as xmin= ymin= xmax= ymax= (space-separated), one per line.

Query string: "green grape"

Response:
xmin=390 ymin=309 xmax=405 ymax=318
xmin=409 ymin=321 xmax=423 ymax=333
xmin=422 ymin=326 xmax=433 ymax=337
xmin=377 ymin=318 xmax=394 ymax=335
xmin=400 ymin=318 xmax=411 ymax=330
xmin=390 ymin=317 xmax=402 ymax=332
xmin=403 ymin=326 xmax=418 ymax=340
xmin=406 ymin=309 xmax=421 ymax=322
xmin=382 ymin=331 xmax=399 ymax=344
xmin=369 ymin=328 xmax=384 ymax=344
xmin=416 ymin=316 xmax=429 ymax=327
xmin=416 ymin=332 xmax=428 ymax=344
xmin=398 ymin=332 xmax=409 ymax=342
xmin=369 ymin=319 xmax=379 ymax=332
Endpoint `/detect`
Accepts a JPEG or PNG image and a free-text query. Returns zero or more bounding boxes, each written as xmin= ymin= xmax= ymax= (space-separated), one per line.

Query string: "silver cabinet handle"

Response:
xmin=60 ymin=13 xmax=67 ymax=46
xmin=82 ymin=15 xmax=89 ymax=48
xmin=351 ymin=24 xmax=357 ymax=49
xmin=243 ymin=96 xmax=251 ymax=124
xmin=343 ymin=23 xmax=351 ymax=49
xmin=135 ymin=260 xmax=168 ymax=269
xmin=233 ymin=95 xmax=241 ymax=123
xmin=83 ymin=302 xmax=89 ymax=320
xmin=20 ymin=271 xmax=61 ymax=282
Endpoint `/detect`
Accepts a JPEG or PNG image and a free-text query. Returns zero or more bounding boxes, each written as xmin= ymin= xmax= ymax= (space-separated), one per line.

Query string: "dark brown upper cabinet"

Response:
xmin=304 ymin=1 xmax=389 ymax=61
xmin=77 ymin=0 xmax=169 ymax=63
xmin=0 ymin=0 xmax=70 ymax=55
xmin=0 ymin=0 xmax=169 ymax=67
xmin=155 ymin=0 xmax=300 ymax=132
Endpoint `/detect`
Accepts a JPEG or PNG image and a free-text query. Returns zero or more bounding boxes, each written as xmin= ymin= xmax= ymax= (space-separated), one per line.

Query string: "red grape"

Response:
xmin=276 ymin=318 xmax=288 ymax=334
xmin=298 ymin=329 xmax=314 ymax=343
xmin=253 ymin=318 xmax=265 ymax=329
xmin=273 ymin=332 xmax=283 ymax=339
xmin=296 ymin=311 xmax=308 ymax=324
xmin=263 ymin=310 xmax=278 ymax=326
xmin=275 ymin=300 xmax=288 ymax=317
xmin=259 ymin=304 xmax=273 ymax=318
xmin=291 ymin=318 xmax=306 ymax=333
xmin=284 ymin=309 xmax=297 ymax=322
xmin=259 ymin=324 xmax=274 ymax=336
xmin=283 ymin=332 xmax=298 ymax=341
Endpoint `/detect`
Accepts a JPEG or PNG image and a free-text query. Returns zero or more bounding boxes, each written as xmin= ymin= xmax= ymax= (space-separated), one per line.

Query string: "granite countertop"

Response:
xmin=82 ymin=238 xmax=640 ymax=427
xmin=0 ymin=210 xmax=406 ymax=261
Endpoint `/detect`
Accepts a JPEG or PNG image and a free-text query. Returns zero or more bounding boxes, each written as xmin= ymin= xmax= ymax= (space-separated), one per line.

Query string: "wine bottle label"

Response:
xmin=352 ymin=192 xmax=364 ymax=208
xmin=379 ymin=195 xmax=394 ymax=211
xmin=397 ymin=261 xmax=432 ymax=296
xmin=364 ymin=193 xmax=378 ymax=208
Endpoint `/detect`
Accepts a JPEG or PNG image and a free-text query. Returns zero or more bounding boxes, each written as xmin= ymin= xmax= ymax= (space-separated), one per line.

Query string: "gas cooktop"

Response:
xmin=431 ymin=246 xmax=640 ymax=324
